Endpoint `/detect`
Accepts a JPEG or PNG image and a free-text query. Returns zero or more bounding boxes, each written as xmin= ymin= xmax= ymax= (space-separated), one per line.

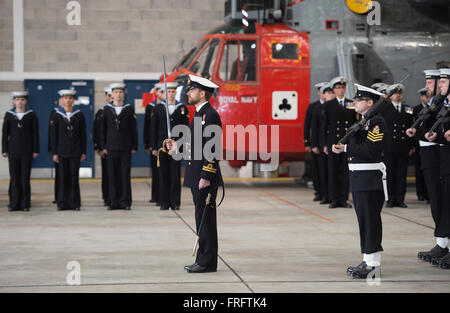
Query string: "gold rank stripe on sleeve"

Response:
xmin=367 ymin=131 xmax=384 ymax=142
xmin=202 ymin=164 xmax=217 ymax=174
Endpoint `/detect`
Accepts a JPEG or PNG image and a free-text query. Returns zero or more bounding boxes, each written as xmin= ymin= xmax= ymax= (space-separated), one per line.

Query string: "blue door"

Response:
xmin=24 ymin=80 xmax=95 ymax=177
xmin=124 ymin=80 xmax=159 ymax=168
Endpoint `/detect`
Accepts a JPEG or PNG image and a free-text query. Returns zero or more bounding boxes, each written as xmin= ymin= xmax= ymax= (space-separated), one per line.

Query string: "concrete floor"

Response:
xmin=0 ymin=179 xmax=449 ymax=293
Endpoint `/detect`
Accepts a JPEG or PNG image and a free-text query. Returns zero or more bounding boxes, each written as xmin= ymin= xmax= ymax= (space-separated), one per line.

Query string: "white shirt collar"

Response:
xmin=196 ymin=102 xmax=208 ymax=112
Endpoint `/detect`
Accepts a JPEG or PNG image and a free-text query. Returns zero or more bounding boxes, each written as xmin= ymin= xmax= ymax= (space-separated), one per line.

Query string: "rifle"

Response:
xmin=427 ymin=105 xmax=450 ymax=136
xmin=409 ymin=93 xmax=444 ymax=130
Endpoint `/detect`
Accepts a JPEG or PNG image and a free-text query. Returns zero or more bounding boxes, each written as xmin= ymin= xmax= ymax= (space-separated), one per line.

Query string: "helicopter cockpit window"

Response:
xmin=272 ymin=43 xmax=299 ymax=60
xmin=219 ymin=39 xmax=257 ymax=82
xmin=180 ymin=39 xmax=209 ymax=70
xmin=188 ymin=38 xmax=220 ymax=80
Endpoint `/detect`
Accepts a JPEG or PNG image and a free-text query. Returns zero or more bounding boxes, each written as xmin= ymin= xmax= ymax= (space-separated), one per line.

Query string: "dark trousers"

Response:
xmin=441 ymin=175 xmax=450 ymax=238
xmin=101 ymin=156 xmax=109 ymax=203
xmin=352 ymin=189 xmax=385 ymax=254
xmin=310 ymin=152 xmax=321 ymax=197
xmin=158 ymin=152 xmax=181 ymax=208
xmin=414 ymin=150 xmax=428 ymax=200
xmin=192 ymin=185 xmax=218 ymax=269
xmin=56 ymin=157 xmax=81 ymax=209
xmin=318 ymin=152 xmax=329 ymax=201
xmin=8 ymin=155 xmax=32 ymax=210
xmin=107 ymin=151 xmax=132 ymax=209
xmin=150 ymin=154 xmax=160 ymax=202
xmin=327 ymin=150 xmax=349 ymax=204
xmin=383 ymin=152 xmax=408 ymax=204
xmin=54 ymin=161 xmax=59 ymax=201
xmin=423 ymin=167 xmax=445 ymax=237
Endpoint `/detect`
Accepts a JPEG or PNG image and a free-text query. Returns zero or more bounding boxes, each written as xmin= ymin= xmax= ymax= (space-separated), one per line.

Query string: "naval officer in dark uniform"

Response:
xmin=413 ymin=88 xmax=430 ymax=202
xmin=333 ymin=84 xmax=388 ymax=279
xmin=407 ymin=70 xmax=448 ymax=262
xmin=423 ymin=68 xmax=450 ymax=268
xmin=321 ymin=76 xmax=357 ymax=208
xmin=2 ymin=91 xmax=39 ymax=212
xmin=150 ymin=82 xmax=189 ymax=210
xmin=100 ymin=83 xmax=138 ymax=210
xmin=93 ymin=86 xmax=112 ymax=206
xmin=50 ymin=89 xmax=86 ymax=211
xmin=167 ymin=75 xmax=223 ymax=273
xmin=144 ymin=83 xmax=164 ymax=206
xmin=380 ymin=84 xmax=415 ymax=208
xmin=304 ymin=82 xmax=327 ymax=202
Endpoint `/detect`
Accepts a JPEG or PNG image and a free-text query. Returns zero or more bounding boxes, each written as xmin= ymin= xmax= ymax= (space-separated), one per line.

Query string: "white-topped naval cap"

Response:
xmin=314 ymin=82 xmax=328 ymax=90
xmin=370 ymin=82 xmax=387 ymax=90
xmin=424 ymin=69 xmax=440 ymax=79
xmin=354 ymin=84 xmax=384 ymax=100
xmin=417 ymin=87 xmax=428 ymax=95
xmin=110 ymin=83 xmax=126 ymax=91
xmin=58 ymin=89 xmax=76 ymax=97
xmin=187 ymin=74 xmax=219 ymax=92
xmin=12 ymin=91 xmax=28 ymax=98
xmin=160 ymin=82 xmax=178 ymax=90
xmin=386 ymin=83 xmax=405 ymax=94
xmin=104 ymin=86 xmax=112 ymax=95
xmin=329 ymin=76 xmax=347 ymax=88
xmin=439 ymin=68 xmax=450 ymax=78
xmin=320 ymin=83 xmax=333 ymax=94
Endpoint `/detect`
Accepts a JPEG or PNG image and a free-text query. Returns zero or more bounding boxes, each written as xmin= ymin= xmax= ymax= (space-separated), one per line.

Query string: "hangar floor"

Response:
xmin=0 ymin=179 xmax=449 ymax=293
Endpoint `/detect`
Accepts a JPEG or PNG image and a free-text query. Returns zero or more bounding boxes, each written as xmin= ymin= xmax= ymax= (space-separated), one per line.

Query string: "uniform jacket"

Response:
xmin=347 ymin=113 xmax=387 ymax=192
xmin=435 ymin=99 xmax=450 ymax=176
xmin=143 ymin=101 xmax=157 ymax=150
xmin=311 ymin=101 xmax=326 ymax=149
xmin=320 ymin=98 xmax=358 ymax=148
xmin=100 ymin=103 xmax=138 ymax=152
xmin=2 ymin=109 xmax=39 ymax=156
xmin=183 ymin=102 xmax=223 ymax=188
xmin=304 ymin=100 xmax=320 ymax=147
xmin=50 ymin=107 xmax=86 ymax=158
xmin=380 ymin=101 xmax=414 ymax=154
xmin=92 ymin=107 xmax=104 ymax=151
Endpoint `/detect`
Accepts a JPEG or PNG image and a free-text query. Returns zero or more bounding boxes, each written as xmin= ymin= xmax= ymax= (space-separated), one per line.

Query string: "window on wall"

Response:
xmin=218 ymin=39 xmax=257 ymax=82
xmin=189 ymin=39 xmax=220 ymax=80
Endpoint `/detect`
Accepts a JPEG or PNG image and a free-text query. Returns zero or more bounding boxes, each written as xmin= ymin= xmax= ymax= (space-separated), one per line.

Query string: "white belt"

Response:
xmin=348 ymin=162 xmax=388 ymax=201
xmin=419 ymin=140 xmax=438 ymax=147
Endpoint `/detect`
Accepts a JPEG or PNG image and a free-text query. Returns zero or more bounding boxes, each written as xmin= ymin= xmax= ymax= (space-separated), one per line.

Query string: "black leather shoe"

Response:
xmin=23 ymin=208 xmax=30 ymax=212
xmin=352 ymin=265 xmax=381 ymax=279
xmin=155 ymin=202 xmax=161 ymax=206
xmin=320 ymin=199 xmax=330 ymax=205
xmin=160 ymin=205 xmax=169 ymax=211
xmin=386 ymin=201 xmax=395 ymax=208
xmin=185 ymin=263 xmax=216 ymax=273
xmin=341 ymin=202 xmax=352 ymax=208
xmin=124 ymin=206 xmax=131 ymax=211
xmin=52 ymin=200 xmax=57 ymax=204
xmin=347 ymin=261 xmax=367 ymax=276
xmin=149 ymin=199 xmax=157 ymax=203
xmin=439 ymin=253 xmax=450 ymax=269
xmin=184 ymin=263 xmax=197 ymax=271
xmin=328 ymin=202 xmax=339 ymax=209
xmin=74 ymin=208 xmax=80 ymax=211
xmin=313 ymin=195 xmax=322 ymax=201
xmin=57 ymin=206 xmax=64 ymax=211
xmin=418 ymin=245 xmax=449 ymax=262
xmin=172 ymin=206 xmax=180 ymax=211
xmin=396 ymin=203 xmax=408 ymax=208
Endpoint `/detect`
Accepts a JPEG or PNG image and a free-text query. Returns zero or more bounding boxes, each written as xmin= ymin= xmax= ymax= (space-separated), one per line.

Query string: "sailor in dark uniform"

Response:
xmin=93 ymin=86 xmax=112 ymax=206
xmin=312 ymin=83 xmax=336 ymax=205
xmin=150 ymin=82 xmax=189 ymax=210
xmin=333 ymin=84 xmax=388 ymax=279
xmin=304 ymin=82 xmax=328 ymax=201
xmin=48 ymin=102 xmax=59 ymax=204
xmin=100 ymin=83 xmax=138 ymax=210
xmin=423 ymin=68 xmax=450 ymax=268
xmin=167 ymin=75 xmax=223 ymax=273
xmin=321 ymin=76 xmax=357 ymax=208
xmin=413 ymin=88 xmax=430 ymax=202
xmin=380 ymin=84 xmax=415 ymax=208
xmin=144 ymin=83 xmax=164 ymax=206
xmin=2 ymin=91 xmax=39 ymax=212
xmin=50 ymin=89 xmax=86 ymax=211
xmin=407 ymin=69 xmax=448 ymax=262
